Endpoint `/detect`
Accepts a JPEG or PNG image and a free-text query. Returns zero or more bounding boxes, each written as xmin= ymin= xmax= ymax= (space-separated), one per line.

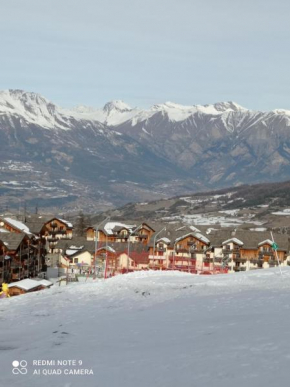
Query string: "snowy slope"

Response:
xmin=1 ymin=268 xmax=290 ymax=387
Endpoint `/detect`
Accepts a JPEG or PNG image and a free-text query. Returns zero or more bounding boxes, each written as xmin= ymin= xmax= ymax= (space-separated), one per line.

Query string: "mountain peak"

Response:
xmin=103 ymin=100 xmax=132 ymax=113
xmin=2 ymin=89 xmax=52 ymax=106
xmin=0 ymin=89 xmax=69 ymax=129
xmin=212 ymin=101 xmax=247 ymax=112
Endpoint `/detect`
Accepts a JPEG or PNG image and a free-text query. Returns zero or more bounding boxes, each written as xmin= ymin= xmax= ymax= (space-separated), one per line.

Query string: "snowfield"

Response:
xmin=1 ymin=269 xmax=290 ymax=387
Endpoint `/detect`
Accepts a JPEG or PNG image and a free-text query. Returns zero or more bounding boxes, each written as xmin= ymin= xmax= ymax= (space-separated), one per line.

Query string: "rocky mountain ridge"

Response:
xmin=1 ymin=89 xmax=290 ymax=212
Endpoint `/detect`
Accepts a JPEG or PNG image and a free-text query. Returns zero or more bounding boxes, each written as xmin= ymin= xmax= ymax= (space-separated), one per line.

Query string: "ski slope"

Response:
xmin=1 ymin=269 xmax=290 ymax=387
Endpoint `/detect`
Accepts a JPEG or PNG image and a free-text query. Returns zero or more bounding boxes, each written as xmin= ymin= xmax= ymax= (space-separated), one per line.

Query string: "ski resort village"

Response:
xmin=1 ymin=212 xmax=290 ymax=297
xmin=2 ymin=212 xmax=290 ymax=387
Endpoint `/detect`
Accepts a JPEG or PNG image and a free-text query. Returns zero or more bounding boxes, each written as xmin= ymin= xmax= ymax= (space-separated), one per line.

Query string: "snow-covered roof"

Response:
xmin=103 ymin=222 xmax=136 ymax=235
xmin=258 ymin=239 xmax=273 ymax=247
xmin=69 ymin=245 xmax=84 ymax=250
xmin=58 ymin=218 xmax=73 ymax=228
xmin=190 ymin=226 xmax=201 ymax=233
xmin=36 ymin=279 xmax=53 ymax=287
xmin=175 ymin=232 xmax=210 ymax=244
xmin=0 ymin=228 xmax=9 ymax=233
xmin=194 ymin=232 xmax=210 ymax=244
xmin=66 ymin=249 xmax=79 ymax=256
xmin=8 ymin=279 xmax=42 ymax=291
xmin=97 ymin=245 xmax=116 ymax=253
xmin=222 ymin=238 xmax=244 ymax=246
xmin=4 ymin=217 xmax=31 ymax=234
xmin=157 ymin=237 xmax=171 ymax=244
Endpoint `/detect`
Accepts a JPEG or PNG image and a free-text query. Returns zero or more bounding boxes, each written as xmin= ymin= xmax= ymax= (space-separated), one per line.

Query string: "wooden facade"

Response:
xmin=43 ymin=218 xmax=73 ymax=252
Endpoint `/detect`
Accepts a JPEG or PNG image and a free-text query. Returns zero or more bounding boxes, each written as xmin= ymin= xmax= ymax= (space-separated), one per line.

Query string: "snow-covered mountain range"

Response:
xmin=1 ymin=89 xmax=290 ymax=211
xmin=0 ymin=89 xmax=251 ymax=129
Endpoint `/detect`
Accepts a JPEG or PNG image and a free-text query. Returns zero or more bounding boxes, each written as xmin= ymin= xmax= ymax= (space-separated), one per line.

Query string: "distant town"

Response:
xmin=1 ymin=210 xmax=289 ymax=297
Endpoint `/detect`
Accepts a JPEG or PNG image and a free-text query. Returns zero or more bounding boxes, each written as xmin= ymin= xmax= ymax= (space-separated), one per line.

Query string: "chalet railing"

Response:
xmin=233 ymin=257 xmax=247 ymax=263
xmin=50 ymin=229 xmax=67 ymax=236
xmin=222 ymin=247 xmax=240 ymax=253
xmin=19 ymin=248 xmax=34 ymax=257
xmin=176 ymin=248 xmax=188 ymax=253
xmin=48 ymin=237 xmax=58 ymax=243
xmin=259 ymin=251 xmax=274 ymax=257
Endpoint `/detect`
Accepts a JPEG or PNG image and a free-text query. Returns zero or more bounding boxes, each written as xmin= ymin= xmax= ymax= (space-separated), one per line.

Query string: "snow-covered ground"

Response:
xmin=1 ymin=269 xmax=290 ymax=387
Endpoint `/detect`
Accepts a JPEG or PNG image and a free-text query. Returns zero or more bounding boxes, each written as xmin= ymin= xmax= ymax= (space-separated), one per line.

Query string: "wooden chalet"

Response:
xmin=0 ymin=232 xmax=45 ymax=285
xmin=87 ymin=221 xmax=155 ymax=245
xmin=8 ymin=278 xmax=52 ymax=296
xmin=42 ymin=217 xmax=73 ymax=252
xmin=0 ymin=216 xmax=31 ymax=234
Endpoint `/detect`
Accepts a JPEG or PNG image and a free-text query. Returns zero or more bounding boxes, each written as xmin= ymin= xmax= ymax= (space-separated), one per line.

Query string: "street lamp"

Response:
xmin=94 ymin=216 xmax=110 ymax=279
xmin=152 ymin=227 xmax=166 ymax=270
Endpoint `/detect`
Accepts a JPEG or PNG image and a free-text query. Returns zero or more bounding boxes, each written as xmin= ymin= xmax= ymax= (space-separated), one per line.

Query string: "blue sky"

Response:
xmin=1 ymin=0 xmax=290 ymax=110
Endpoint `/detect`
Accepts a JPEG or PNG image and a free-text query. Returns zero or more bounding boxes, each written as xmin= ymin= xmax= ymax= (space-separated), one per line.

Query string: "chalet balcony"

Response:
xmin=233 ymin=257 xmax=247 ymax=263
xmin=176 ymin=248 xmax=188 ymax=253
xmin=118 ymin=235 xmax=128 ymax=240
xmin=50 ymin=222 xmax=57 ymax=228
xmin=47 ymin=237 xmax=58 ymax=243
xmin=50 ymin=228 xmax=59 ymax=235
xmin=10 ymin=261 xmax=22 ymax=268
xmin=138 ymin=234 xmax=148 ymax=239
xmin=259 ymin=251 xmax=274 ymax=257
xmin=187 ymin=241 xmax=195 ymax=246
xmin=19 ymin=248 xmax=34 ymax=257
xmin=149 ymin=255 xmax=167 ymax=260
xmin=189 ymin=247 xmax=205 ymax=253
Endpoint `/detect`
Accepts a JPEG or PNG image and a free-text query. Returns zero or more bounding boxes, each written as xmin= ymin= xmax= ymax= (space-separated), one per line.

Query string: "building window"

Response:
xmin=74 ymin=258 xmax=78 ymax=263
